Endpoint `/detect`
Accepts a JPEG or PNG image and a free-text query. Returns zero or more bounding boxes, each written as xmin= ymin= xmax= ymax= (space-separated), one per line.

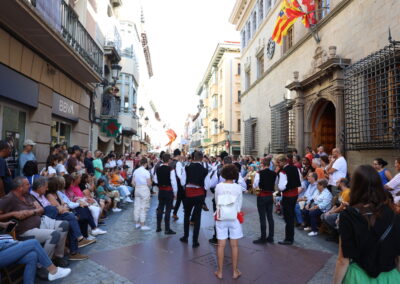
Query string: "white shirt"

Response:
xmin=329 ymin=156 xmax=347 ymax=186
xmin=108 ymin=160 xmax=117 ymax=168
xmin=174 ymin=160 xmax=184 ymax=182
xmin=56 ymin=163 xmax=67 ymax=175
xmin=41 ymin=166 xmax=57 ymax=176
xmin=153 ymin=165 xmax=178 ymax=195
xmin=277 ymin=166 xmax=302 ymax=191
xmin=117 ymin=159 xmax=123 ymax=167
xmin=215 ymin=183 xmax=243 ymax=213
xmin=132 ymin=166 xmax=151 ymax=186
xmin=385 ymin=172 xmax=400 ymax=204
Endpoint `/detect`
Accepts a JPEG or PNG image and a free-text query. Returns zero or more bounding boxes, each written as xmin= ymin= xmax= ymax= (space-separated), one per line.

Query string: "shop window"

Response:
xmin=1 ymin=106 xmax=26 ymax=154
xmin=51 ymin=120 xmax=71 ymax=146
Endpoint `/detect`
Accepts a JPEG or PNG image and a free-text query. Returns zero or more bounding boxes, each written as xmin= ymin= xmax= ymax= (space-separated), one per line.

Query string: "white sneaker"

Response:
xmin=48 ymin=267 xmax=71 ymax=281
xmin=91 ymin=228 xmax=107 ymax=236
xmin=140 ymin=226 xmax=151 ymax=231
xmin=303 ymin=227 xmax=312 ymax=231
xmin=125 ymin=197 xmax=134 ymax=203
xmin=135 ymin=223 xmax=141 ymax=229
xmin=87 ymin=235 xmax=96 ymax=241
xmin=308 ymin=231 xmax=318 ymax=237
xmin=112 ymin=208 xmax=122 ymax=212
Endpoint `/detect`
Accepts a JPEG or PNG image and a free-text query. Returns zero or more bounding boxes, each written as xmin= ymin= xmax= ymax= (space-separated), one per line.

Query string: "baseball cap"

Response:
xmin=23 ymin=139 xmax=36 ymax=146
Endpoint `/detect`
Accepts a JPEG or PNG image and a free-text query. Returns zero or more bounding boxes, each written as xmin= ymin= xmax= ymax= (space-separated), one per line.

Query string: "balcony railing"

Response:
xmin=32 ymin=0 xmax=103 ymax=76
xmin=105 ymin=25 xmax=122 ymax=54
xmin=101 ymin=94 xmax=120 ymax=117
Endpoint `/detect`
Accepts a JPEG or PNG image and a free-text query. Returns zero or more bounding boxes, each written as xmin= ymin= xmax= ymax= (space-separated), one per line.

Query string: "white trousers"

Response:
xmin=134 ymin=185 xmax=150 ymax=223
xmin=89 ymin=205 xmax=101 ymax=226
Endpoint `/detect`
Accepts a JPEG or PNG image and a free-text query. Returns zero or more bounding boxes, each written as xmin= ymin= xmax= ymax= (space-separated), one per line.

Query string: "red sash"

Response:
xmin=185 ymin=187 xmax=205 ymax=198
xmin=159 ymin=186 xmax=173 ymax=191
xmin=282 ymin=188 xmax=298 ymax=197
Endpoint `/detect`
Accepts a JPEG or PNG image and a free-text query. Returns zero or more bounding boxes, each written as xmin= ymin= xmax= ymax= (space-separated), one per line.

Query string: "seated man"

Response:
xmin=295 ymin=172 xmax=318 ymax=228
xmin=321 ymin=177 xmax=350 ymax=242
xmin=0 ymin=176 xmax=69 ymax=274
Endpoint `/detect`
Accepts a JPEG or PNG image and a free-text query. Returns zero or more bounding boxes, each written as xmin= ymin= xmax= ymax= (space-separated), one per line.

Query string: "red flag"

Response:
xmin=302 ymin=0 xmax=316 ymax=28
xmin=165 ymin=129 xmax=177 ymax=146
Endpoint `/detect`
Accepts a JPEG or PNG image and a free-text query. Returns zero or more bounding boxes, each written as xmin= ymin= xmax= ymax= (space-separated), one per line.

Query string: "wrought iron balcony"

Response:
xmin=33 ymin=0 xmax=103 ymax=76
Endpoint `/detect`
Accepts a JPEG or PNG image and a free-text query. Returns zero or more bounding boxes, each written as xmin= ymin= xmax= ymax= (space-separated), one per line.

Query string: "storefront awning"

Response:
xmin=98 ymin=134 xmax=112 ymax=143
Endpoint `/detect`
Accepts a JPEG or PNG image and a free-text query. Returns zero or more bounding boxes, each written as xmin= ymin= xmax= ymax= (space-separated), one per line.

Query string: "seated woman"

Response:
xmin=0 ymin=221 xmax=71 ymax=283
xmin=214 ymin=164 xmax=243 ymax=280
xmin=68 ymin=173 xmax=102 ymax=227
xmin=334 ymin=165 xmax=400 ymax=283
xmin=40 ymin=155 xmax=58 ymax=178
xmin=45 ymin=176 xmax=95 ymax=260
xmin=57 ymin=175 xmax=106 ymax=238
xmin=79 ymin=174 xmax=105 ymax=223
xmin=302 ymin=179 xmax=332 ymax=236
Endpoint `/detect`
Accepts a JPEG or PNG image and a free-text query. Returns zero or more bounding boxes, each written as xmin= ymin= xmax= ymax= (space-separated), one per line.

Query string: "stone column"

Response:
xmin=333 ymin=88 xmax=345 ymax=152
xmin=294 ymin=92 xmax=305 ymax=157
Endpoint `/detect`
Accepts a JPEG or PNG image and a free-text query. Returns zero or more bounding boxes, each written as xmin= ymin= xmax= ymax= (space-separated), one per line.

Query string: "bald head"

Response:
xmin=332 ymin=148 xmax=341 ymax=158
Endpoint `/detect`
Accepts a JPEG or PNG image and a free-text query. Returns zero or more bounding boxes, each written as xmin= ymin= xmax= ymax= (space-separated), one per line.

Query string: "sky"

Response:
xmin=140 ymin=0 xmax=239 ymax=141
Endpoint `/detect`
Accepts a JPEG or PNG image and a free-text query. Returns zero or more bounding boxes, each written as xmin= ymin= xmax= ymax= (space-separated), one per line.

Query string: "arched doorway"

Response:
xmin=310 ymin=100 xmax=336 ymax=154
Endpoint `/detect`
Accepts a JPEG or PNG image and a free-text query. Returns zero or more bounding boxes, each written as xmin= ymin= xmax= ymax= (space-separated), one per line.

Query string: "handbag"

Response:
xmin=216 ymin=194 xmax=238 ymax=221
xmin=237 ymin=211 xmax=245 ymax=224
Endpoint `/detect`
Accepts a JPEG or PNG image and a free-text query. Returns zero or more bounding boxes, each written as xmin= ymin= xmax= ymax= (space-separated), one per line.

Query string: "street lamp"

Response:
xmin=111 ymin=64 xmax=122 ymax=84
xmin=139 ymin=106 xmax=145 ymax=117
xmin=144 ymin=116 xmax=149 ymax=126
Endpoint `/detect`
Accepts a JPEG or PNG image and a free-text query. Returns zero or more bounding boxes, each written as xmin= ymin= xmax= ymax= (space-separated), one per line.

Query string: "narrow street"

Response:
xmin=43 ymin=190 xmax=337 ymax=284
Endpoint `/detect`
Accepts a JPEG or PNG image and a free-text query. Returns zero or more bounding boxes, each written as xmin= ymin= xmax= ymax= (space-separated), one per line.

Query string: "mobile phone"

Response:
xmin=5 ymin=220 xmax=18 ymax=233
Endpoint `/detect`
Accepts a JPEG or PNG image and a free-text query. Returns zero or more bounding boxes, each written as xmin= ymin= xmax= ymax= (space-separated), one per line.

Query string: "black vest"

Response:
xmin=156 ymin=165 xmax=172 ymax=187
xmin=169 ymin=159 xmax=182 ymax=189
xmin=283 ymin=165 xmax=301 ymax=190
xmin=258 ymin=169 xmax=277 ymax=192
xmin=185 ymin=163 xmax=208 ymax=187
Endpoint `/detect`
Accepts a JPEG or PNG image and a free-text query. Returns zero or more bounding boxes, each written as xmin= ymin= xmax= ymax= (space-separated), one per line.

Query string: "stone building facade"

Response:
xmin=0 ymin=0 xmax=103 ymax=168
xmin=230 ymin=0 xmax=400 ymax=172
xmin=197 ymin=42 xmax=242 ymax=156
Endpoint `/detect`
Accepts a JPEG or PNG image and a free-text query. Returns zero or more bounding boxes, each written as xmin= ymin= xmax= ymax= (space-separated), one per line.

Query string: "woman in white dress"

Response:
xmin=214 ymin=164 xmax=243 ymax=280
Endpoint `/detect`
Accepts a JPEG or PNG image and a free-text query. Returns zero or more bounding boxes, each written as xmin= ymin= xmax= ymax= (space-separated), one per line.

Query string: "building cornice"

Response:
xmin=196 ymin=42 xmax=241 ymax=96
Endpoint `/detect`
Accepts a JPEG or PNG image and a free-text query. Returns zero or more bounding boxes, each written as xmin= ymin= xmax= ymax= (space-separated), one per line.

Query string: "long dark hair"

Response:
xmin=350 ymin=165 xmax=393 ymax=224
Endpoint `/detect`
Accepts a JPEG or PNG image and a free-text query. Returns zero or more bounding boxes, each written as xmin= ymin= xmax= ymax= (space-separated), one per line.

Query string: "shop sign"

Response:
xmin=101 ymin=119 xmax=122 ymax=137
xmin=52 ymin=93 xmax=79 ymax=121
xmin=203 ymin=138 xmax=211 ymax=143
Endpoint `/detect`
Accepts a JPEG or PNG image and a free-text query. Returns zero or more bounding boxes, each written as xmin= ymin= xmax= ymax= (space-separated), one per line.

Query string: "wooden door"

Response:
xmin=312 ymin=102 xmax=336 ymax=154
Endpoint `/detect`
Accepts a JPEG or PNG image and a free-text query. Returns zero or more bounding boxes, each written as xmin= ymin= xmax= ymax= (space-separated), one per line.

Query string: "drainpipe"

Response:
xmin=229 ymin=58 xmax=233 ymax=155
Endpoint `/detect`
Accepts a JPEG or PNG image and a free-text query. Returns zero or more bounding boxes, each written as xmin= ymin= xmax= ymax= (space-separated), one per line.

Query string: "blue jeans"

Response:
xmin=74 ymin=207 xmax=96 ymax=237
xmin=295 ymin=203 xmax=303 ymax=224
xmin=56 ymin=212 xmax=82 ymax=254
xmin=302 ymin=208 xmax=323 ymax=232
xmin=0 ymin=239 xmax=52 ymax=284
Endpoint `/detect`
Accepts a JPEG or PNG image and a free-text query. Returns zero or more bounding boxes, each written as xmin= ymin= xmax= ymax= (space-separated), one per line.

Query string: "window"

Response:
xmin=257 ymin=52 xmax=264 ymax=78
xmin=237 ymin=119 xmax=241 ymax=132
xmin=246 ymin=21 xmax=251 ymax=42
xmin=283 ymin=26 xmax=294 ymax=54
xmin=241 ymin=30 xmax=246 ymax=49
xmin=244 ymin=118 xmax=258 ymax=155
xmin=252 ymin=11 xmax=257 ymax=34
xmin=258 ymin=0 xmax=264 ymax=23
xmin=237 ymin=63 xmax=241 ymax=75
xmin=51 ymin=120 xmax=71 ymax=147
xmin=1 ymin=105 xmax=26 ymax=155
xmin=219 ymin=95 xmax=223 ymax=108
xmin=344 ymin=42 xmax=400 ymax=150
xmin=270 ymin=100 xmax=295 ymax=153
xmin=265 ymin=0 xmax=271 ymax=13
xmin=245 ymin=70 xmax=251 ymax=90
xmin=316 ymin=0 xmax=331 ymax=21
xmin=238 ymin=90 xmax=241 ymax=102
xmin=212 ymin=94 xmax=218 ymax=109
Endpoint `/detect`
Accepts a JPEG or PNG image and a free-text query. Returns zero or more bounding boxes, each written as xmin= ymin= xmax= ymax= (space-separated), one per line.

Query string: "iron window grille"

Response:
xmin=270 ymin=99 xmax=295 ymax=153
xmin=344 ymin=42 xmax=400 ymax=150
xmin=244 ymin=118 xmax=258 ymax=155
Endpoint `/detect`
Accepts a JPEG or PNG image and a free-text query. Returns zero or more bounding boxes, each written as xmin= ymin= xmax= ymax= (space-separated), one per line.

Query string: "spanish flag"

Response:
xmin=272 ymin=0 xmax=305 ymax=45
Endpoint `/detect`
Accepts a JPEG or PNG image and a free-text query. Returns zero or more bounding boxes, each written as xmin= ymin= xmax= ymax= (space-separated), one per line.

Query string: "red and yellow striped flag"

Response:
xmin=272 ymin=0 xmax=305 ymax=45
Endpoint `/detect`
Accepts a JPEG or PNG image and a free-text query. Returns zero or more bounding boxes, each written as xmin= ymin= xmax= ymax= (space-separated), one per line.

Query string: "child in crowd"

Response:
xmin=96 ymin=179 xmax=120 ymax=213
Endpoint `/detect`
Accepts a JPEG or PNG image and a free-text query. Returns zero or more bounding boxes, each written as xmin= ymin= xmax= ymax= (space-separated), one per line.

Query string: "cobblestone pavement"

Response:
xmin=41 ymin=190 xmax=338 ymax=284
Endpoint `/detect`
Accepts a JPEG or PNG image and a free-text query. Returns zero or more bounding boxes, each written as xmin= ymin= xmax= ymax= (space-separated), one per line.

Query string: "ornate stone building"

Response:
xmin=230 ymin=0 xmax=400 ymax=171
